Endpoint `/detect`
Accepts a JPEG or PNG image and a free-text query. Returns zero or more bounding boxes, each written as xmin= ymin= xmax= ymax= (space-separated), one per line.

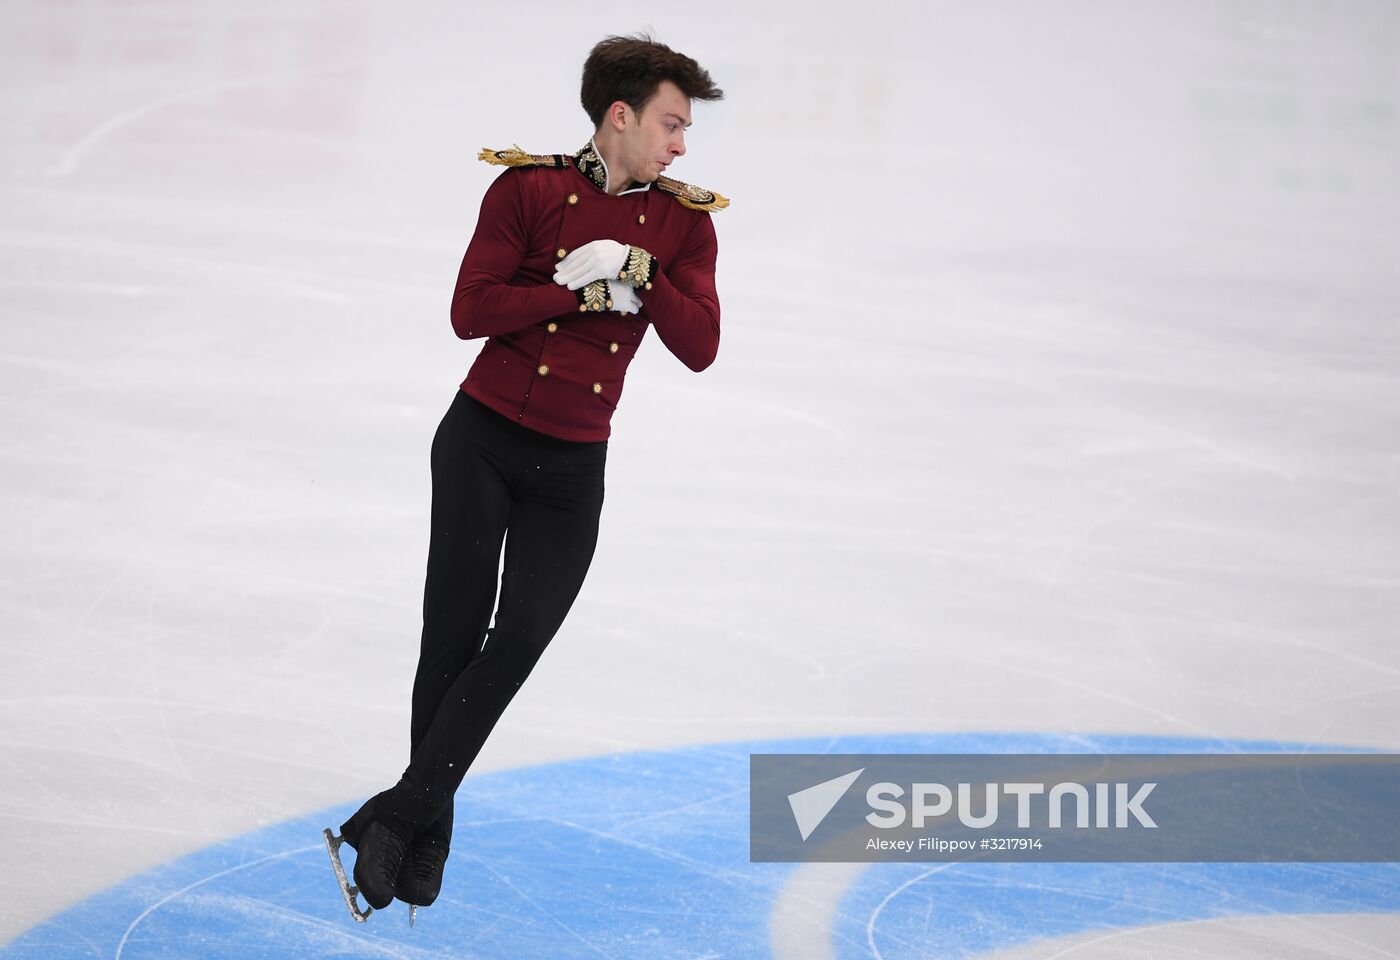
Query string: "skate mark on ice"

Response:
xmin=48 ymin=63 xmax=366 ymax=179
xmin=113 ymin=844 xmax=319 ymax=960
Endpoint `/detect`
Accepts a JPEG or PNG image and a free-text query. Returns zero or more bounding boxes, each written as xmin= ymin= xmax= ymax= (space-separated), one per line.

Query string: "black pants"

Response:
xmin=345 ymin=389 xmax=607 ymax=847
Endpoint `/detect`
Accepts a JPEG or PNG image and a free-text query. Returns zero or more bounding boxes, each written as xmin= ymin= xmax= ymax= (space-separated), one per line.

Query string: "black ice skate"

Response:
xmin=322 ymin=828 xmax=373 ymax=922
xmin=351 ymin=820 xmax=412 ymax=912
xmin=395 ymin=835 xmax=449 ymax=926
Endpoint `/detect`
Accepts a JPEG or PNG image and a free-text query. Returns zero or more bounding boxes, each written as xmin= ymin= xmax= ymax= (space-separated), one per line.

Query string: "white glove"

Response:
xmin=607 ymin=279 xmax=641 ymax=315
xmin=554 ymin=239 xmax=629 ymax=291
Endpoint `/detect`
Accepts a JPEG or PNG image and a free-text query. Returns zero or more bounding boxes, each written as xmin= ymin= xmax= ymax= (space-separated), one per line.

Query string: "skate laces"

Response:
xmin=373 ymin=825 xmax=411 ymax=883
xmin=403 ymin=839 xmax=448 ymax=879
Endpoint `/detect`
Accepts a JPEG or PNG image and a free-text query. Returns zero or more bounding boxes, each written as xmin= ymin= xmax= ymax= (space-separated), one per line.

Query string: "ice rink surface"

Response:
xmin=2 ymin=1 xmax=1398 ymax=956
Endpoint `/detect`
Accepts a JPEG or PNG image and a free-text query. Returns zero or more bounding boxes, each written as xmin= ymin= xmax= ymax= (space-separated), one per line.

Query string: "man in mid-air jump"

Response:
xmin=324 ymin=32 xmax=727 ymax=924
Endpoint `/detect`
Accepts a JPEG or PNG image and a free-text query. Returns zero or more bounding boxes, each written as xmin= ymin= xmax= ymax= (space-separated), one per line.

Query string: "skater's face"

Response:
xmin=607 ymin=80 xmax=691 ymax=187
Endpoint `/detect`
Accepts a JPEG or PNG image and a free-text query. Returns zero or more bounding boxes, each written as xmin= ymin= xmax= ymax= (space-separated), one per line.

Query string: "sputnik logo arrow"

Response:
xmin=787 ymin=768 xmax=865 ymax=841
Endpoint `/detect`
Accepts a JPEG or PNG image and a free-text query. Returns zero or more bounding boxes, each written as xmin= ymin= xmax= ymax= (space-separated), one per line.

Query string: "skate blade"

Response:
xmin=409 ymin=904 xmax=417 ymax=927
xmin=322 ymin=828 xmax=373 ymax=922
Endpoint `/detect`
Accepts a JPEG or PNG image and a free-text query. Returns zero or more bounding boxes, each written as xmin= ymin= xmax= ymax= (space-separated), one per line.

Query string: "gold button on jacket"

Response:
xmin=537 ymin=363 xmax=549 ymax=376
xmin=608 ymin=341 xmax=619 ymax=354
xmin=592 ymin=382 xmax=602 ymax=394
xmin=567 ymin=193 xmax=579 ymax=205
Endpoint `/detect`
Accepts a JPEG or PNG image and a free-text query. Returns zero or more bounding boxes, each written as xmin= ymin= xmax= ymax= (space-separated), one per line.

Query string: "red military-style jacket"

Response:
xmin=451 ymin=139 xmax=727 ymax=442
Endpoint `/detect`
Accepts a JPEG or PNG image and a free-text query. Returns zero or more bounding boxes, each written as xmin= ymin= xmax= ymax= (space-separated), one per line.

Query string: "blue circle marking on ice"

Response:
xmin=2 ymin=733 xmax=1396 ymax=959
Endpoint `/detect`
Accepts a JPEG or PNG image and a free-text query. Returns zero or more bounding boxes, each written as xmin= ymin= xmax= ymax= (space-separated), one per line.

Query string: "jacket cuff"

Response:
xmin=615 ymin=245 xmax=658 ymax=289
xmin=575 ymin=278 xmax=613 ymax=312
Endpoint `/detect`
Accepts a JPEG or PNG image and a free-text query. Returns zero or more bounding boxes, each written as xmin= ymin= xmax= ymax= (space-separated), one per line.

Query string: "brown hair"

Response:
xmin=580 ymin=33 xmax=724 ymax=128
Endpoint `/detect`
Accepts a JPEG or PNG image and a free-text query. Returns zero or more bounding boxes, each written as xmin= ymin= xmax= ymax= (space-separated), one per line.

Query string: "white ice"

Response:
xmin=2 ymin=0 xmax=1398 ymax=953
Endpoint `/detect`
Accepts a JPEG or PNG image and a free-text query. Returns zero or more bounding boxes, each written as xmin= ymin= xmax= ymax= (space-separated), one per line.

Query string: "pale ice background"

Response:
xmin=2 ymin=0 xmax=1399 ymax=954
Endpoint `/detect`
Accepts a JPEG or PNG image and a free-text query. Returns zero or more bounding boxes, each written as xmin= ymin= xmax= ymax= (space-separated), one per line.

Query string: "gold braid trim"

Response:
xmin=576 ymin=279 xmax=612 ymax=312
xmin=656 ymin=174 xmax=730 ymax=211
xmin=616 ymin=246 xmax=657 ymax=288
xmin=478 ymin=145 xmax=568 ymax=169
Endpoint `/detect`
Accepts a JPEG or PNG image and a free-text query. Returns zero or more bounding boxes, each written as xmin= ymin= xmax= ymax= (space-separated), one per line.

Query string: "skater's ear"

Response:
xmin=601 ymin=99 xmax=638 ymax=134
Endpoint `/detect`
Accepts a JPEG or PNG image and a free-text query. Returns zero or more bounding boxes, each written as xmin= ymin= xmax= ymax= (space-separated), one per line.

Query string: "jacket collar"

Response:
xmin=574 ymin=137 xmax=651 ymax=196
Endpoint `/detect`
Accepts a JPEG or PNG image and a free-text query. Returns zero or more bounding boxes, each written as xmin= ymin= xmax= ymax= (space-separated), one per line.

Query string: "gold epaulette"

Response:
xmin=654 ymin=175 xmax=729 ymax=212
xmin=477 ymin=146 xmax=729 ymax=211
xmin=477 ymin=145 xmax=571 ymax=169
